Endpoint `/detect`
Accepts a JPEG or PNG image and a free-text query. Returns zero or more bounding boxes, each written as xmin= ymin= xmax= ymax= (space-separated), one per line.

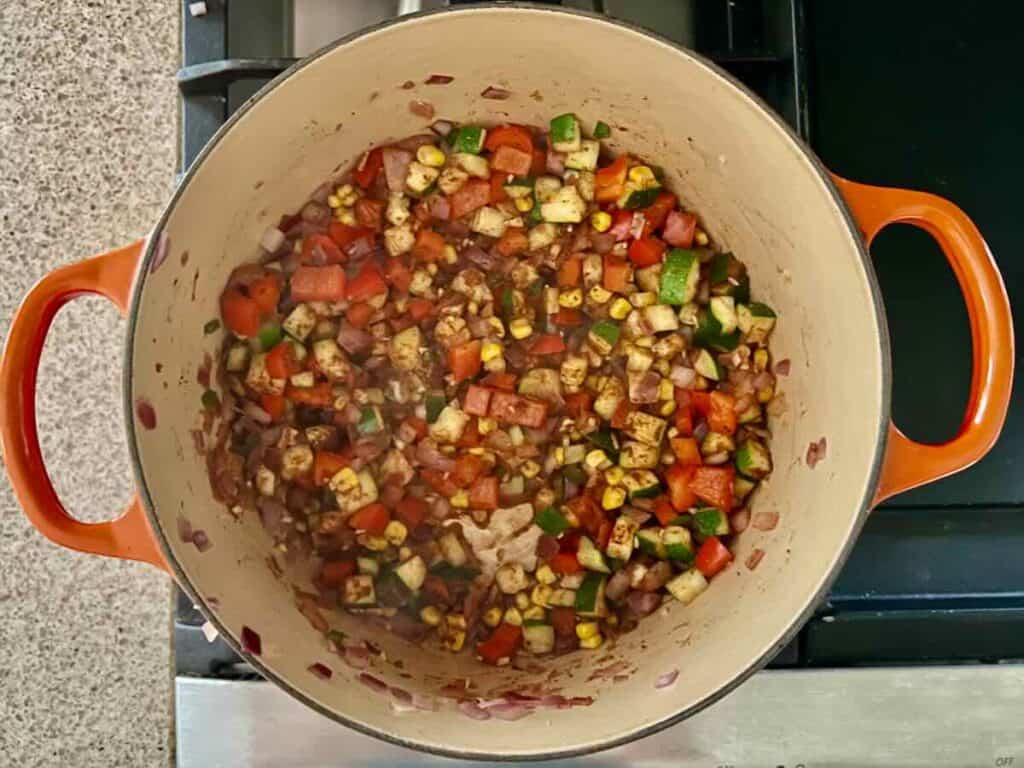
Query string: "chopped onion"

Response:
xmin=753 ymin=370 xmax=775 ymax=390
xmin=337 ymin=323 xmax=373 ymax=355
xmin=416 ymin=439 xmax=456 ymax=472
xmin=752 ymin=509 xmax=779 ymax=531
xmin=409 ymin=100 xmax=434 ymax=119
xmin=629 ymin=212 xmax=646 ymax=240
xmin=670 ymin=365 xmax=696 ymax=389
xmin=430 ymin=119 xmax=454 ymax=137
xmin=458 ymin=701 xmax=492 ymax=720
xmin=590 ymin=231 xmax=615 ymax=254
xmin=358 ymin=672 xmax=388 ymax=693
xmin=260 ymin=226 xmax=286 ymax=254
xmin=481 ymin=85 xmax=511 ymax=100
xmin=655 ymin=669 xmax=679 ymax=689
xmin=774 ymin=358 xmax=791 ymax=376
xmin=308 ymin=662 xmax=333 ymax=680
xmin=546 ymin=150 xmax=566 ymax=175
xmin=746 ymin=548 xmax=766 ymax=571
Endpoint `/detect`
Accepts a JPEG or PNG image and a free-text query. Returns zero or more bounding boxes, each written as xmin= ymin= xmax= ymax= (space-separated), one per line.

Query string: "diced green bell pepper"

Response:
xmin=452 ymin=125 xmax=486 ymax=154
xmin=534 ymin=506 xmax=570 ymax=536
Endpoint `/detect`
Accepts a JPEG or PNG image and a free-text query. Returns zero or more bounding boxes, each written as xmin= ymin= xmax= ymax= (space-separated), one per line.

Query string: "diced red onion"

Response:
xmin=358 ymin=673 xmax=388 ymax=693
xmin=427 ymin=193 xmax=451 ymax=221
xmin=774 ymin=358 xmax=791 ymax=376
xmin=546 ymin=150 xmax=565 ymax=175
xmin=806 ymin=437 xmax=827 ymax=468
xmin=416 ymin=440 xmax=455 ymax=472
xmin=459 ymin=701 xmax=492 ymax=720
xmin=242 ymin=400 xmax=273 ymax=426
xmin=430 ymin=119 xmax=454 ymax=137
xmin=590 ymin=231 xmax=615 ymax=254
xmin=260 ymin=226 xmax=286 ymax=254
xmin=201 ymin=620 xmax=218 ymax=643
xmin=135 ymin=398 xmax=157 ymax=430
xmin=308 ymin=662 xmax=333 ymax=680
xmin=702 ymin=451 xmax=731 ymax=466
xmin=382 ymin=147 xmax=414 ymax=193
xmin=731 ymin=507 xmax=751 ymax=533
xmin=753 ymin=371 xmax=775 ymax=390
xmin=693 ymin=421 xmax=710 ymax=442
xmin=752 ymin=509 xmax=779 ymax=531
xmin=241 ymin=626 xmax=262 ymax=655
xmin=606 ymin=570 xmax=630 ymax=601
xmin=639 ymin=561 xmax=672 ymax=592
xmin=539 ymin=694 xmax=569 ymax=709
xmin=464 ymin=244 xmax=499 ymax=270
xmin=343 ymin=643 xmax=370 ymax=670
xmin=426 ymin=74 xmax=454 ymax=85
xmin=668 ymin=366 xmax=695 ymax=391
xmin=655 ymin=669 xmax=679 ymax=689
xmin=627 ymin=590 xmax=662 ymax=617
xmin=629 ymin=212 xmax=646 ymax=240
xmin=177 ymin=516 xmax=193 ymax=543
xmin=481 ymin=85 xmax=511 ymax=100
xmin=746 ymin=548 xmax=766 ymax=571
xmin=337 ymin=323 xmax=373 ymax=355
xmin=409 ymin=100 xmax=434 ymax=119
xmin=536 ymin=534 xmax=560 ymax=561
xmin=300 ymin=201 xmax=330 ymax=225
xmin=149 ymin=230 xmax=170 ymax=274
xmin=191 ymin=529 xmax=212 ymax=552
xmin=622 ymin=506 xmax=652 ymax=526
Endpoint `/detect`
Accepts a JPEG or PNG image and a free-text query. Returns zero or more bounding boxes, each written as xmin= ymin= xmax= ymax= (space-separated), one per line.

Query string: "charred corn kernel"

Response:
xmin=695 ymin=228 xmax=709 ymax=246
xmin=588 ymin=285 xmax=612 ymax=304
xmin=609 ymin=298 xmax=632 ymax=320
xmin=660 ymin=399 xmax=678 ymax=417
xmin=488 ymin=317 xmax=505 ymax=338
xmin=426 ymin=262 xmax=438 ymax=275
xmin=450 ymin=490 xmax=469 ymax=508
xmin=331 ymin=467 xmax=359 ymax=490
xmin=692 ymin=374 xmax=709 ymax=390
xmin=585 ymin=449 xmax=611 ymax=470
xmin=628 ymin=165 xmax=657 ymax=187
xmin=576 ymin=621 xmax=600 ymax=640
xmin=514 ymin=592 xmax=531 ymax=611
xmin=754 ymin=348 xmax=769 ymax=372
xmin=558 ymin=288 xmax=583 ymax=308
xmin=509 ymin=425 xmax=525 ymax=447
xmin=552 ymin=447 xmax=565 ymax=466
xmin=536 ymin=565 xmax=557 ymax=585
xmin=523 ymin=606 xmax=546 ymax=622
xmin=758 ymin=386 xmax=775 ymax=403
xmin=531 ymin=584 xmax=553 ymax=607
xmin=514 ymin=195 xmax=534 ymax=213
xmin=363 ymin=535 xmax=388 ymax=552
xmin=478 ymin=417 xmax=497 ymax=435
xmin=509 ymin=318 xmax=533 ymax=340
xmin=630 ymin=291 xmax=657 ymax=308
xmin=503 ymin=607 xmax=523 ymax=626
xmin=580 ymin=634 xmax=604 ymax=650
xmin=658 ymin=379 xmax=675 ymax=401
xmin=634 ymin=335 xmax=655 ymax=349
xmin=399 ymin=546 xmax=413 ymax=561
xmin=420 ymin=605 xmax=443 ymax=626
xmin=327 ymin=194 xmax=342 ymax=209
xmin=602 ymin=486 xmax=627 ymax=510
xmin=482 ymin=606 xmax=503 ymax=627
xmin=384 ymin=520 xmax=408 ymax=546
xmin=605 ymin=613 xmax=619 ymax=627
xmin=604 ymin=466 xmax=625 ymax=486
xmin=416 ymin=144 xmax=446 ymax=167
xmin=335 ymin=208 xmax=356 ymax=226
xmin=590 ymin=210 xmax=612 ymax=232
xmin=443 ymin=244 xmax=458 ymax=265
xmin=481 ymin=342 xmax=503 ymax=363
xmin=520 ymin=460 xmax=541 ymax=479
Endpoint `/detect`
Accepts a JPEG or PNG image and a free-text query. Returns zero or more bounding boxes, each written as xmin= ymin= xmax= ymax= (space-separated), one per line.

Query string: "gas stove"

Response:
xmin=173 ymin=2 xmax=1024 ymax=765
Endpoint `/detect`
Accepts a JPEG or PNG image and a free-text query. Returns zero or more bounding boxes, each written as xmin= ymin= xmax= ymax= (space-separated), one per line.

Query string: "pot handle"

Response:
xmin=833 ymin=175 xmax=1015 ymax=505
xmin=0 ymin=241 xmax=168 ymax=571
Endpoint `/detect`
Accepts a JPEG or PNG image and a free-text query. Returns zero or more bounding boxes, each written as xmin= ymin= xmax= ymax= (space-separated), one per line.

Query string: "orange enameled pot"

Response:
xmin=0 ymin=5 xmax=1013 ymax=760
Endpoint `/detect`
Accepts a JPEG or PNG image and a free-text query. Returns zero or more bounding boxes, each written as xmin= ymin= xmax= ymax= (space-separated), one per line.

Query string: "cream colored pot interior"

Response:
xmin=129 ymin=7 xmax=885 ymax=758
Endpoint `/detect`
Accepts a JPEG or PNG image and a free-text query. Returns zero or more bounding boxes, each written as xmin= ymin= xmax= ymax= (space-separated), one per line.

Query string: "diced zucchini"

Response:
xmin=523 ymin=623 xmax=555 ymax=654
xmin=577 ymin=536 xmax=610 ymax=573
xmin=593 ymin=378 xmax=626 ymax=420
xmin=738 ymin=302 xmax=777 ymax=345
xmin=470 ymin=205 xmax=508 ymax=237
xmin=533 ymin=175 xmax=563 ymax=203
xmin=666 ymin=569 xmax=708 ymax=605
xmin=424 ymin=392 xmax=446 ymax=423
xmin=659 ymin=249 xmax=700 ymax=306
xmin=570 ymin=170 xmax=595 ymax=201
xmin=342 ymin=574 xmax=376 ymax=605
xmin=694 ymin=309 xmax=741 ymax=352
xmin=619 ymin=441 xmax=660 ymax=469
xmin=643 ymin=304 xmax=680 ymax=333
xmin=452 ymin=125 xmax=486 ymax=154
xmin=283 ymin=303 xmax=317 ymax=341
xmin=693 ymin=348 xmax=721 ymax=381
xmin=313 ymin=339 xmax=349 ymax=380
xmin=333 ymin=469 xmax=379 ymax=514
xmin=438 ymin=532 xmax=467 ymax=566
xmin=678 ymin=302 xmax=700 ymax=327
xmin=518 ymin=368 xmax=563 ymax=404
xmin=605 ymin=515 xmax=639 ymax=561
xmin=623 ymin=411 xmax=667 ymax=447
xmin=736 ymin=438 xmax=773 ymax=479
xmin=709 ymin=296 xmax=738 ymax=334
xmin=357 ymin=556 xmax=379 ymax=576
xmin=635 ymin=528 xmax=665 ymax=558
xmin=737 ymin=402 xmax=763 ymax=424
xmin=225 ymin=343 xmax=250 ymax=372
xmin=574 ymin=572 xmax=607 ymax=617
xmin=549 ymin=113 xmax=581 ymax=153
xmin=429 ymin=404 xmax=470 ymax=444
xmin=701 ymin=430 xmax=735 ymax=456
xmin=548 ymin=588 xmax=577 ymax=607
xmin=528 ymin=222 xmax=558 ymax=251
xmin=734 ymin=476 xmax=757 ymax=503
xmin=620 ymin=185 xmax=662 ymax=210
xmin=395 ymin=555 xmax=427 ymax=591
xmin=405 ymin=161 xmax=440 ymax=194
xmin=503 ymin=176 xmax=534 ymax=199
xmin=245 ymin=352 xmax=285 ymax=395
xmin=540 ymin=186 xmax=586 ymax=223
xmin=663 ymin=525 xmax=694 ymax=561
xmin=622 ymin=470 xmax=661 ymax=500
xmin=588 ymin=320 xmax=620 ymax=356
xmin=692 ymin=507 xmax=729 ymax=538
xmin=564 ymin=139 xmax=600 ymax=171
xmin=454 ymin=152 xmax=490 ymax=179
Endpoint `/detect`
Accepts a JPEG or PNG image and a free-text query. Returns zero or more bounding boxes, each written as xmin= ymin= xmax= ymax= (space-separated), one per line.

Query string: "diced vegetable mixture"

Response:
xmin=204 ymin=114 xmax=780 ymax=665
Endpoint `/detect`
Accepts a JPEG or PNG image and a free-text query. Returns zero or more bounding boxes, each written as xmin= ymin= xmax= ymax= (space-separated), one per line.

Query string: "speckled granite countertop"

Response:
xmin=0 ymin=3 xmax=178 ymax=766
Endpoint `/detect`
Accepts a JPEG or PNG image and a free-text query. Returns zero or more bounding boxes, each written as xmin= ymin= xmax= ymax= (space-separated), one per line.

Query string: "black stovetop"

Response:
xmin=174 ymin=0 xmax=1023 ymax=677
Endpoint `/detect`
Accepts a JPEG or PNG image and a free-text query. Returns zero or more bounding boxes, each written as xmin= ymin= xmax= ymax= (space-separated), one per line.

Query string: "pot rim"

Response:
xmin=123 ymin=2 xmax=892 ymax=760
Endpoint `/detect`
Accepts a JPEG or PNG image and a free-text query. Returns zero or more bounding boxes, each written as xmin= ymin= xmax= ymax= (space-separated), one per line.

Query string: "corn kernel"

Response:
xmin=536 ymin=565 xmax=556 ymax=585
xmin=478 ymin=417 xmax=498 ymax=435
xmin=420 ymin=605 xmax=442 ymax=626
xmin=576 ymin=622 xmax=600 ymax=640
xmin=585 ymin=449 xmax=611 ymax=470
xmin=627 ymin=165 xmax=657 ymax=188
xmin=509 ymin=318 xmax=533 ymax=340
xmin=523 ymin=606 xmax=546 ymax=621
xmin=588 ymin=285 xmax=612 ymax=304
xmin=484 ymin=354 xmax=506 ymax=373
xmin=514 ymin=195 xmax=534 ymax=213
xmin=450 ymin=490 xmax=469 ymax=508
xmin=399 ymin=546 xmax=413 ymax=561
xmin=754 ymin=348 xmax=769 ymax=372
xmin=416 ymin=144 xmax=446 ymax=168
xmin=520 ymin=460 xmax=540 ymax=479
xmin=552 ymin=446 xmax=565 ymax=466
xmin=758 ymin=385 xmax=775 ymax=403
xmin=468 ymin=300 xmax=479 ymax=315
xmin=658 ymin=379 xmax=675 ymax=401
xmin=483 ymin=606 xmax=503 ymax=627
xmin=340 ymin=191 xmax=359 ymax=207
xmin=602 ymin=486 xmax=627 ymax=510
xmin=335 ymin=208 xmax=356 ymax=226
xmin=654 ymin=358 xmax=672 ymax=376
xmin=604 ymin=466 xmax=625 ymax=486
xmin=509 ymin=426 xmax=525 ymax=447
xmin=330 ymin=467 xmax=359 ymax=490
xmin=667 ymin=426 xmax=680 ymax=438
xmin=487 ymin=317 xmax=506 ymax=338
xmin=590 ymin=210 xmax=612 ymax=232
xmin=481 ymin=342 xmax=503 ymax=363
xmin=363 ymin=535 xmax=388 ymax=552
xmin=334 ymin=184 xmax=353 ymax=199
xmin=558 ymin=288 xmax=583 ymax=308
xmin=327 ymin=194 xmax=342 ymax=209
xmin=609 ymin=298 xmax=632 ymax=320
xmin=531 ymin=584 xmax=553 ymax=607
xmin=630 ymin=291 xmax=657 ymax=308
xmin=504 ymin=607 xmax=524 ymax=626
xmin=426 ymin=262 xmax=438 ymax=275
xmin=634 ymin=335 xmax=655 ymax=349
xmin=384 ymin=520 xmax=408 ymax=546
xmin=660 ymin=399 xmax=677 ymax=417
xmin=443 ymin=244 xmax=458 ymax=265
xmin=579 ymin=634 xmax=604 ymax=650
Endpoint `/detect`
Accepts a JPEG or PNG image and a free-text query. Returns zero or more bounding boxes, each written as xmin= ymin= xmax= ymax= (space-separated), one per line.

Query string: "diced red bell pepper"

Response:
xmin=345 ymin=262 xmax=388 ymax=302
xmin=488 ymin=391 xmax=549 ymax=428
xmin=665 ymin=464 xmax=699 ymax=512
xmin=552 ymin=308 xmax=584 ymax=327
xmin=421 ymin=468 xmax=459 ymax=498
xmin=708 ymin=391 xmax=737 ymax=435
xmin=407 ymin=298 xmax=434 ymax=321
xmin=595 ymin=154 xmax=629 ymax=203
xmin=448 ymin=339 xmax=482 ymax=383
xmin=319 ymin=559 xmax=356 ymax=588
xmin=602 ymin=255 xmax=632 ymax=292
xmin=449 ymin=178 xmax=491 ymax=219
xmin=489 ymin=173 xmax=508 ymax=204
xmin=266 ymin=342 xmax=299 ymax=379
xmin=220 ymin=288 xmax=262 ymax=337
xmin=670 ymin=437 xmax=703 ymax=466
xmin=653 ymin=497 xmax=678 ymax=527
xmin=247 ymin=274 xmax=281 ymax=314
xmin=640 ymin=191 xmax=678 ymax=237
xmin=689 ymin=390 xmax=712 ymax=415
xmin=285 ymin=382 xmax=334 ymax=407
xmin=260 ymin=393 xmax=286 ymax=421
xmin=557 ymin=254 xmax=583 ymax=287
xmin=313 ymin=450 xmax=349 ymax=487
xmin=456 ymin=416 xmax=482 ymax=448
xmin=476 ymin=623 xmax=523 ymax=665
xmin=481 ymin=372 xmax=517 ymax=391
xmin=549 ymin=551 xmax=583 ymax=575
xmin=355 ymin=198 xmax=386 ymax=230
xmin=531 ymin=147 xmax=547 ymax=176
xmin=496 ymin=227 xmax=528 ymax=257
xmin=529 ymin=334 xmax=566 ymax=355
xmin=354 ymin=147 xmax=383 ymax=189
xmin=345 ymin=301 xmax=374 ymax=329
xmin=401 ymin=415 xmax=428 ymax=440
xmin=384 ymin=258 xmax=413 ymax=292
xmin=695 ymin=536 xmax=733 ymax=578
xmin=348 ymin=503 xmax=390 ymax=535
xmin=452 ymin=454 xmax=487 ymax=488
xmin=608 ymin=209 xmax=634 ymax=242
xmin=395 ymin=496 xmax=428 ymax=529
xmin=302 ymin=233 xmax=346 ymax=265
xmin=565 ymin=494 xmax=604 ymax=537
xmin=468 ymin=475 xmax=499 ymax=510
xmin=327 ymin=222 xmax=373 ymax=252
xmin=412 ymin=229 xmax=446 ymax=262
xmin=689 ymin=466 xmax=735 ymax=511
xmin=627 ymin=236 xmax=667 ymax=267
xmin=663 ymin=209 xmax=697 ymax=248
xmin=491 ymin=145 xmax=533 ymax=176
xmin=463 ymin=385 xmax=494 ymax=416
xmin=675 ymin=407 xmax=694 ymax=436
xmin=290 ymin=265 xmax=347 ymax=302
xmin=484 ymin=124 xmax=534 ymax=155
xmin=563 ymin=391 xmax=593 ymax=417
